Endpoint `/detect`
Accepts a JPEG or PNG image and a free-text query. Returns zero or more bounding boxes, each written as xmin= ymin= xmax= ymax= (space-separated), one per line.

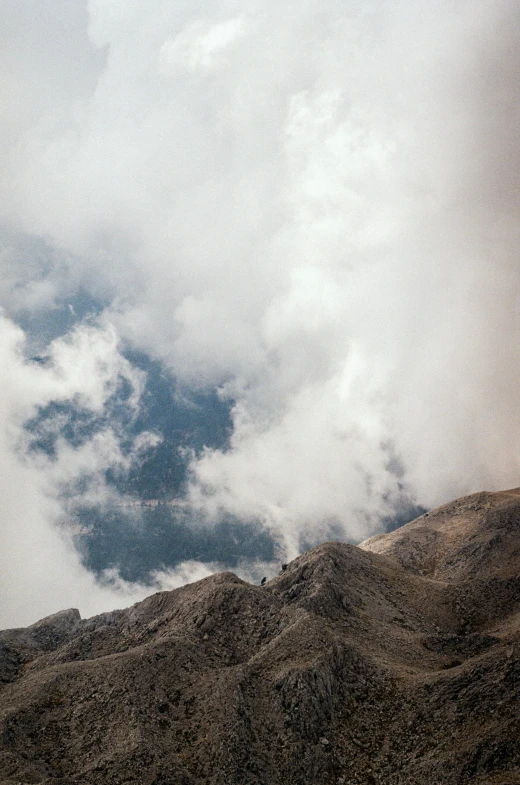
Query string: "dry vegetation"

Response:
xmin=1 ymin=489 xmax=519 ymax=784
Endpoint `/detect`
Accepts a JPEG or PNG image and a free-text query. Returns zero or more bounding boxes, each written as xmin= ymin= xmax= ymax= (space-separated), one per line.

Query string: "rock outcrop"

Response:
xmin=1 ymin=488 xmax=519 ymax=784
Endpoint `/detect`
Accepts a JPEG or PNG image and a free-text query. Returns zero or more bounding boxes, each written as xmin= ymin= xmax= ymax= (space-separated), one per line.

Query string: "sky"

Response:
xmin=1 ymin=0 xmax=520 ymax=627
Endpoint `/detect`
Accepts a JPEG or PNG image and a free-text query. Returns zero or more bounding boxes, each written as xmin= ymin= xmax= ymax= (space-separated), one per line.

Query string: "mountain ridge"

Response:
xmin=1 ymin=488 xmax=519 ymax=784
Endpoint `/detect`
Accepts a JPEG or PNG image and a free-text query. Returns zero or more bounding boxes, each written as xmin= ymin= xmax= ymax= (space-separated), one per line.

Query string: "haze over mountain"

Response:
xmin=1 ymin=1 xmax=520 ymax=628
xmin=1 ymin=488 xmax=519 ymax=784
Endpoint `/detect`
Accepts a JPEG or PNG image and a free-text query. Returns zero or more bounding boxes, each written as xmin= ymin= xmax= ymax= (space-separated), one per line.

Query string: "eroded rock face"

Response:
xmin=1 ymin=489 xmax=520 ymax=784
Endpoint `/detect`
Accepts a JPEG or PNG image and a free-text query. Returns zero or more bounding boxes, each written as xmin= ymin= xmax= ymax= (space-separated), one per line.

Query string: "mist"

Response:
xmin=1 ymin=0 xmax=519 ymax=622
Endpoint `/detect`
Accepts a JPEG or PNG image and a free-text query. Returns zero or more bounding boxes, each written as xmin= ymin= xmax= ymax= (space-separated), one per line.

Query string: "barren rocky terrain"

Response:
xmin=1 ymin=488 xmax=519 ymax=784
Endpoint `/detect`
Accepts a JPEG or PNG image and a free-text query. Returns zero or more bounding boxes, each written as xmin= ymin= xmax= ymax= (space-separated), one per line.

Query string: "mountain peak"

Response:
xmin=1 ymin=489 xmax=519 ymax=783
xmin=360 ymin=487 xmax=520 ymax=583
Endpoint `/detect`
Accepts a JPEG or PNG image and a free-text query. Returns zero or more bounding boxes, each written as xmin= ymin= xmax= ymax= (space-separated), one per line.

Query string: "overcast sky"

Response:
xmin=1 ymin=0 xmax=520 ymax=627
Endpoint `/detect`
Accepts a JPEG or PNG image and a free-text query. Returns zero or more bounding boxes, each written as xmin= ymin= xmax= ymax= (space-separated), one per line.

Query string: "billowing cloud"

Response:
xmin=1 ymin=0 xmax=520 ymax=621
xmin=158 ymin=17 xmax=246 ymax=75
xmin=0 ymin=315 xmax=135 ymax=625
xmin=0 ymin=311 xmax=228 ymax=627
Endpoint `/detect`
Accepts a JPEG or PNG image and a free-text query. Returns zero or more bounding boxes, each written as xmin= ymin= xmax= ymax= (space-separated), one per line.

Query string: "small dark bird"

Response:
xmin=260 ymin=577 xmax=267 ymax=586
xmin=281 ymin=563 xmax=288 ymax=572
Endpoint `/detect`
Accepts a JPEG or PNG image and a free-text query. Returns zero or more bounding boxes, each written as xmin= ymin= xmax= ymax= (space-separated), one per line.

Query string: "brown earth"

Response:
xmin=1 ymin=488 xmax=519 ymax=784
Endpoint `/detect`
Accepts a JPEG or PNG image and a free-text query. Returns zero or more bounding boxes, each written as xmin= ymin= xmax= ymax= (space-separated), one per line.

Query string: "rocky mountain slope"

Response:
xmin=1 ymin=488 xmax=519 ymax=785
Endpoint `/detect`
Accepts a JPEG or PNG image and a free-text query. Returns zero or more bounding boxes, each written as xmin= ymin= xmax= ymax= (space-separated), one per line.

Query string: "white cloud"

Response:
xmin=159 ymin=18 xmax=246 ymax=75
xmin=1 ymin=0 xmax=520 ymax=619
xmin=0 ymin=314 xmax=158 ymax=628
xmin=150 ymin=560 xmax=217 ymax=590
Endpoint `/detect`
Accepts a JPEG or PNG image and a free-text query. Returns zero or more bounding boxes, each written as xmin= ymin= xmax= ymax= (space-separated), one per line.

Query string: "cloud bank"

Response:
xmin=1 ymin=0 xmax=520 ymax=619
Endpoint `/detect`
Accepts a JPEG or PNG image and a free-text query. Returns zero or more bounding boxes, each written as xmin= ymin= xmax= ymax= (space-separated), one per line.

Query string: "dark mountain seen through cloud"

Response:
xmin=26 ymin=338 xmax=422 ymax=585
xmin=14 ymin=272 xmax=422 ymax=586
